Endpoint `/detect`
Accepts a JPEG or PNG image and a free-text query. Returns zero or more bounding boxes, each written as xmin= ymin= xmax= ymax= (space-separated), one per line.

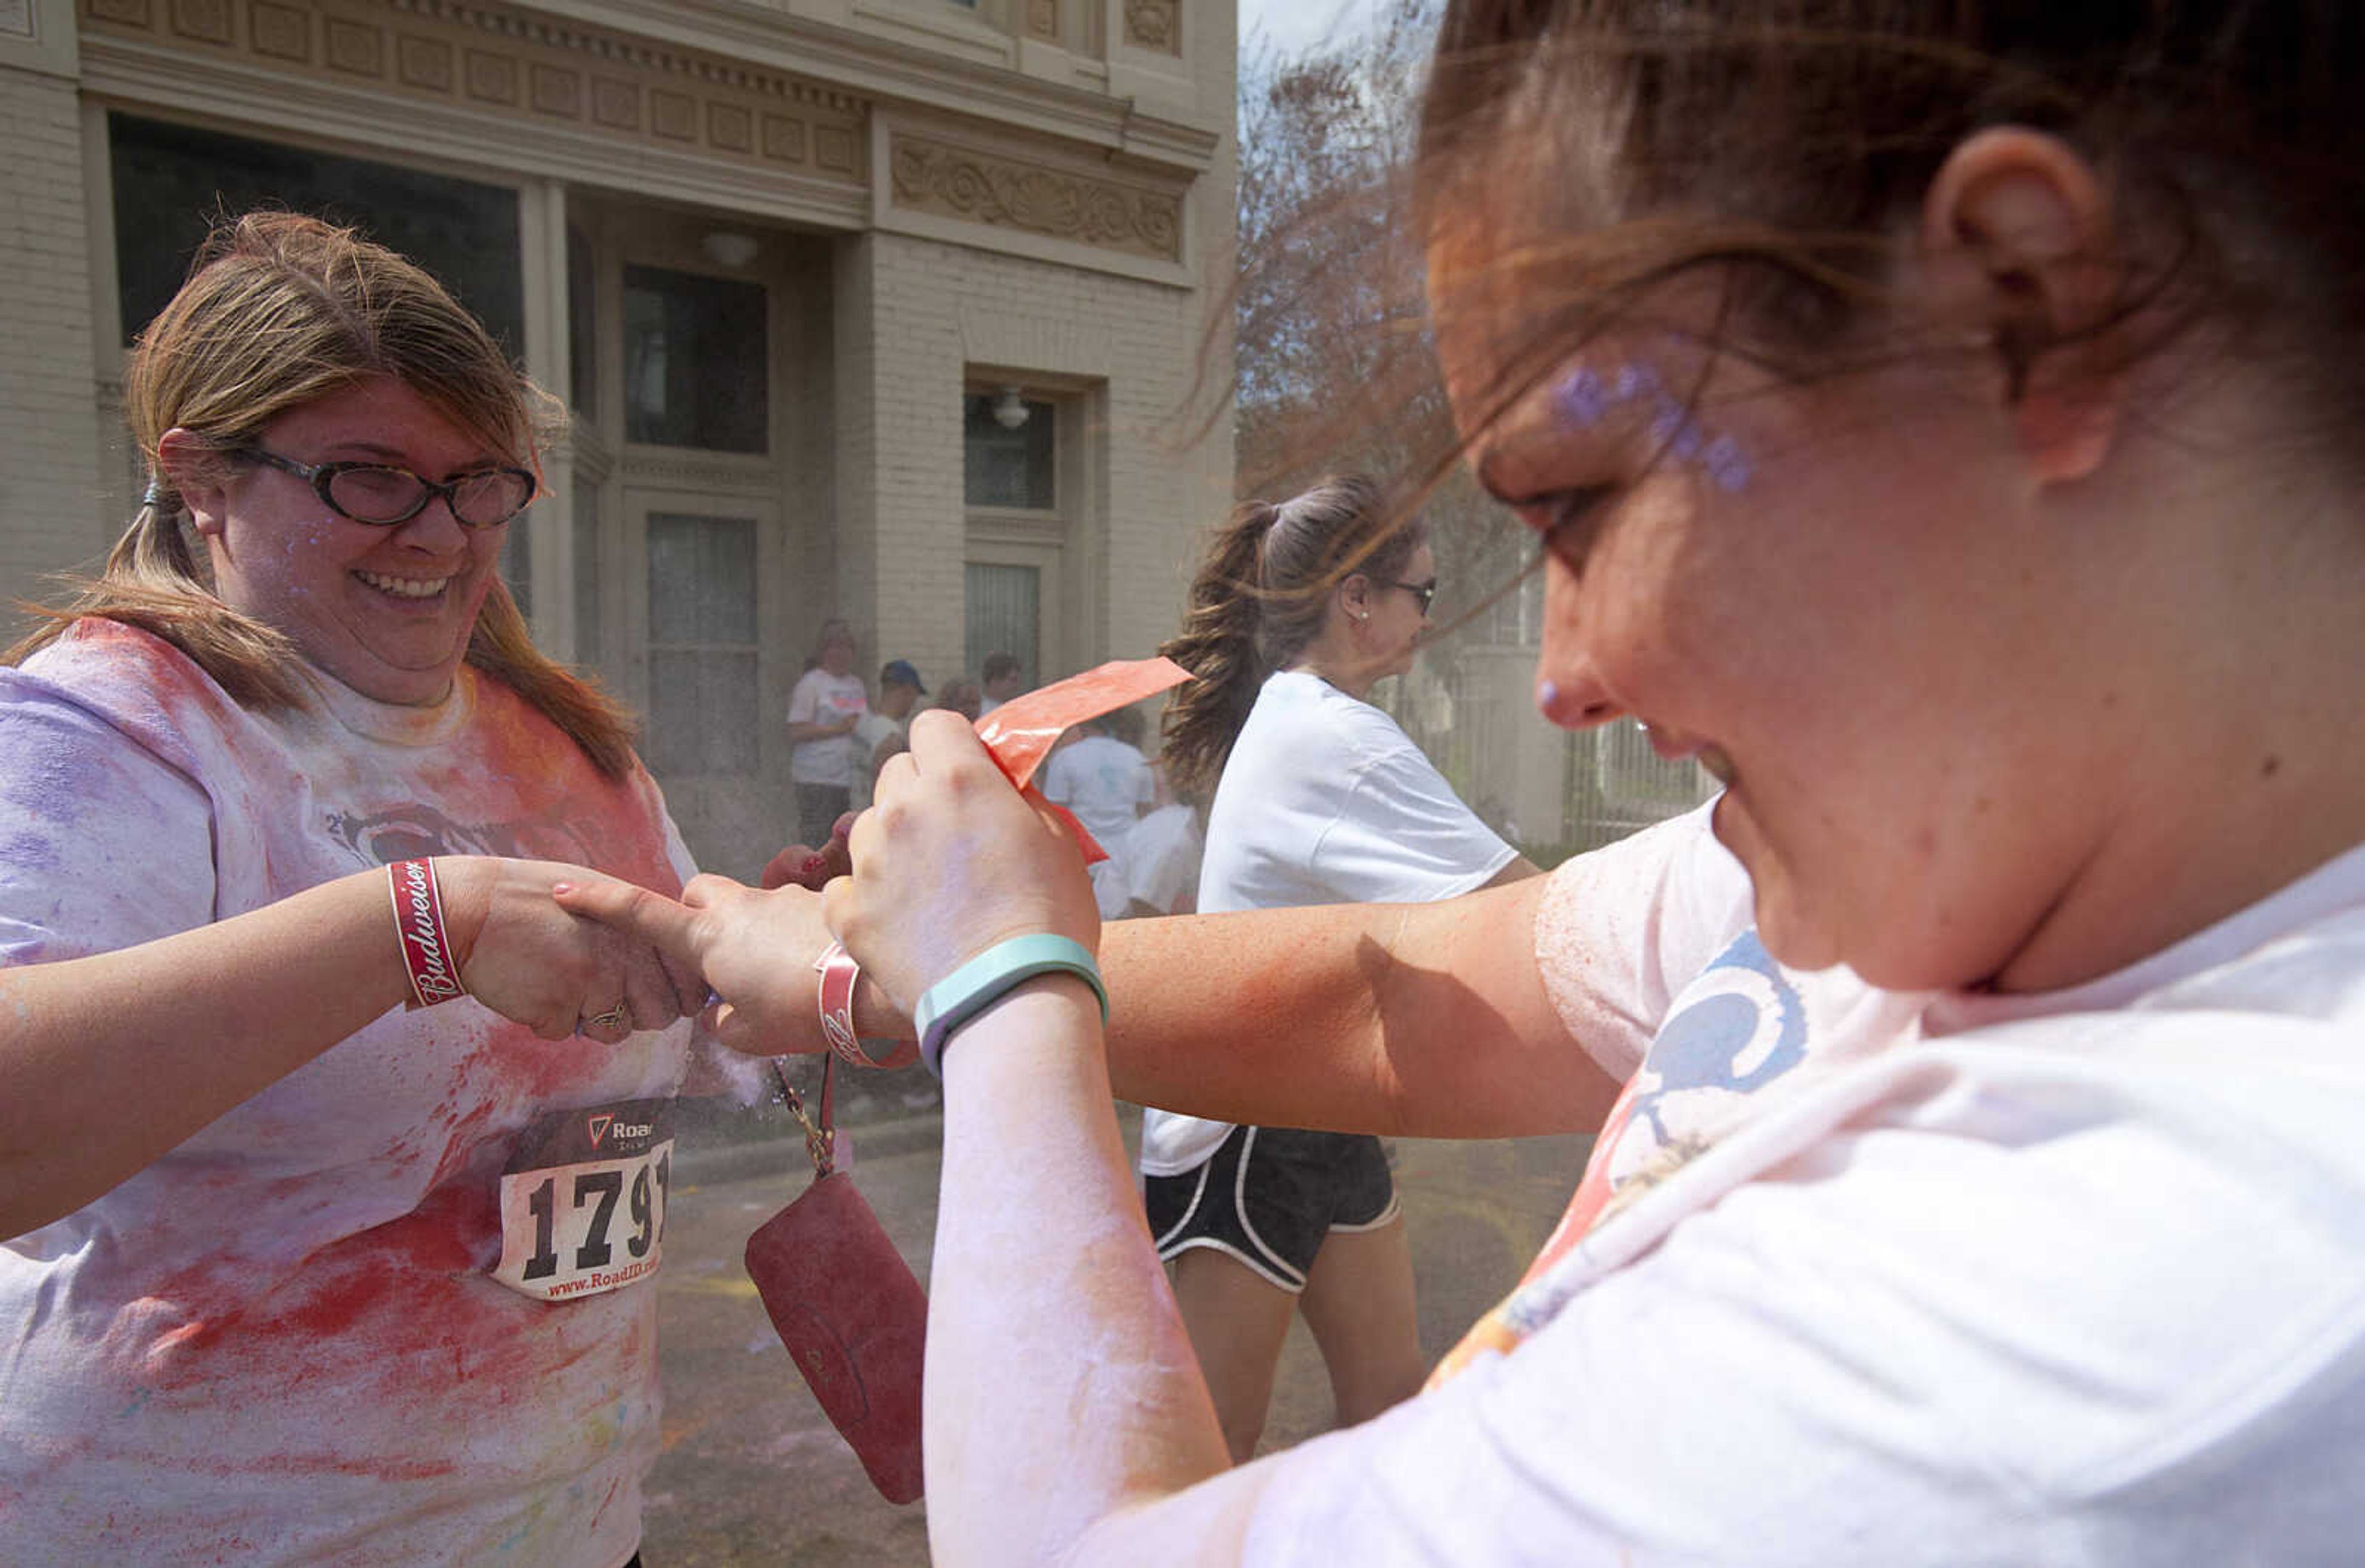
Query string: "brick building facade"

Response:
xmin=0 ymin=0 xmax=1235 ymax=875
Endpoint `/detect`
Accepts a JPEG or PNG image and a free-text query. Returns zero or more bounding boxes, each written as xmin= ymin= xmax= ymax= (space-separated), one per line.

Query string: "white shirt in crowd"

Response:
xmin=1040 ymin=732 xmax=1156 ymax=848
xmin=786 ymin=667 xmax=868 ymax=788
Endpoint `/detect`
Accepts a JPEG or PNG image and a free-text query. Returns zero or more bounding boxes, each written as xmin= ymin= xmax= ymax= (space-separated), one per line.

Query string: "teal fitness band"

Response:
xmin=915 ymin=934 xmax=1109 ymax=1078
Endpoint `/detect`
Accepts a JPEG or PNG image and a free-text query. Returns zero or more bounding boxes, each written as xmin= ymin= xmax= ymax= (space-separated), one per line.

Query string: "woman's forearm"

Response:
xmin=926 ymin=977 xmax=1232 ymax=1566
xmin=0 ymin=869 xmax=415 ymax=1237
xmin=1096 ymin=879 xmax=1619 ymax=1139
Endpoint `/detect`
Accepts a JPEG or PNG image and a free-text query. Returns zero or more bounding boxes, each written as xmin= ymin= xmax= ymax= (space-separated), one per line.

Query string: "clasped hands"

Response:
xmin=554 ymin=711 xmax=1102 ymax=1059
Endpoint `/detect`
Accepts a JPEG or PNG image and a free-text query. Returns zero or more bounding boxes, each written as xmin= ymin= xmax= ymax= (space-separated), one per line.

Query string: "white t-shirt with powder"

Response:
xmin=1138 ymin=671 xmax=1515 ymax=1176
xmin=1235 ymin=807 xmax=2365 ymax=1564
xmin=0 ymin=621 xmax=704 ymax=1567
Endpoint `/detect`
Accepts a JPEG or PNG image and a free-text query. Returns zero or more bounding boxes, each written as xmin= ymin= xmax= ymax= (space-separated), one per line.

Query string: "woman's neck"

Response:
xmin=1286 ymin=655 xmax=1374 ymax=703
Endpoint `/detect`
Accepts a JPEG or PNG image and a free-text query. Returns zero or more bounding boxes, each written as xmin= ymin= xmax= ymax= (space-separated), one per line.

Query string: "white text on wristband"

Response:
xmin=389 ymin=858 xmax=467 ymax=1009
xmin=812 ymin=940 xmax=871 ymax=1069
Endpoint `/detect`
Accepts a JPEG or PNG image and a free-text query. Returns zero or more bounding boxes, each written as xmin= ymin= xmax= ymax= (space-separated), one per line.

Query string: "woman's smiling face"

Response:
xmin=179 ymin=376 xmax=517 ymax=707
xmin=1429 ymin=261 xmax=2124 ymax=992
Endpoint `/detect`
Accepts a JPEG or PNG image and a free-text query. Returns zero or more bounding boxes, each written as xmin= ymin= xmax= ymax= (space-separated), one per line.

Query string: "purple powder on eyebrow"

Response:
xmin=1668 ymin=421 xmax=1705 ymax=461
xmin=1613 ymin=365 xmax=1660 ymax=402
xmin=1552 ymin=368 xmax=1607 ymax=428
xmin=1705 ymin=436 xmax=1753 ymax=492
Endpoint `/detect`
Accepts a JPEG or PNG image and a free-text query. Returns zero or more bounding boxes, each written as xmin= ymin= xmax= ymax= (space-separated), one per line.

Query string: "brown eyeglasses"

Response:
xmin=240 ymin=448 xmax=537 ymax=529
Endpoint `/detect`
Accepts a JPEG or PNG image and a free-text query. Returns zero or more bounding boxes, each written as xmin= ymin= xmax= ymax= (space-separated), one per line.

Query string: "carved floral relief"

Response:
xmin=890 ymin=135 xmax=1181 ymax=262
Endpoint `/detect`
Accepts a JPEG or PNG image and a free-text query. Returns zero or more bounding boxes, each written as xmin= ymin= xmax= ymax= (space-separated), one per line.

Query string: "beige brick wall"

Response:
xmin=0 ymin=64 xmax=105 ymax=604
xmin=844 ymin=230 xmax=1234 ymax=695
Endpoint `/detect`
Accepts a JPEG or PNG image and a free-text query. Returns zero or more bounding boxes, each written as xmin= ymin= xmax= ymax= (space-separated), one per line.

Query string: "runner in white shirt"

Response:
xmin=1040 ymin=717 xmax=1157 ymax=918
xmin=1129 ymin=476 xmax=1532 ymax=1462
xmin=567 ymin=2 xmax=2365 ymax=1560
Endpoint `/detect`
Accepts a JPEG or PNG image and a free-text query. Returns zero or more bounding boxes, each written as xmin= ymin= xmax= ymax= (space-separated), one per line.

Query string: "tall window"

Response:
xmin=964 ymin=562 xmax=1041 ymax=689
xmin=567 ymin=225 xmax=599 ymax=419
xmin=108 ymin=114 xmax=523 ymax=354
xmin=963 ymin=389 xmax=1062 ymax=684
xmin=963 ymin=393 xmax=1056 ymax=510
xmin=644 ymin=513 xmax=759 ymax=775
xmin=500 ymin=521 xmax=532 ymax=619
xmin=572 ymin=482 xmax=602 ymax=670
xmin=623 ymin=265 xmax=767 ymax=452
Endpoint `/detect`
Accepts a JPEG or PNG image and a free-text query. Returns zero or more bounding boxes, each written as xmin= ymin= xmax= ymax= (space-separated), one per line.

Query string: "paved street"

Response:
xmin=642 ymin=1097 xmax=1590 ymax=1564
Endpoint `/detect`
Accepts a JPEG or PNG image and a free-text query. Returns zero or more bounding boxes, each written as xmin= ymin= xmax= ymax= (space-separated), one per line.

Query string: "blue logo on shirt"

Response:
xmin=1628 ymin=930 xmax=1806 ymax=1143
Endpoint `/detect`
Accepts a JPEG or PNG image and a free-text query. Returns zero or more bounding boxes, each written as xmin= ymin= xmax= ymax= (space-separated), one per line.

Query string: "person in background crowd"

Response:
xmin=1110 ymin=701 xmax=1206 ymax=919
xmin=564 ymin=0 xmax=2365 ymax=1559
xmin=851 ymin=658 xmax=925 ymax=810
xmin=1040 ymin=713 xmax=1157 ymax=921
xmin=932 ymin=673 xmax=984 ymax=724
xmin=1139 ymin=473 xmax=1538 ymax=1461
xmin=0 ymin=211 xmax=714 ymax=1567
xmin=785 ymin=620 xmax=868 ymax=847
xmin=978 ymin=650 xmax=1025 ymax=715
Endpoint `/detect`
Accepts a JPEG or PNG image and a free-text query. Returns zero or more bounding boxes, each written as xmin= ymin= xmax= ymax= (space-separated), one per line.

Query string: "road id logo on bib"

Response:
xmin=493 ymin=1097 xmax=675 ymax=1303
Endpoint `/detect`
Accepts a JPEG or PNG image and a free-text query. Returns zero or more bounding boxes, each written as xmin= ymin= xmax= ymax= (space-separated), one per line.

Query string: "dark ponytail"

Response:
xmin=1158 ymin=499 xmax=1282 ymax=803
xmin=1157 ymin=474 xmax=1422 ymax=802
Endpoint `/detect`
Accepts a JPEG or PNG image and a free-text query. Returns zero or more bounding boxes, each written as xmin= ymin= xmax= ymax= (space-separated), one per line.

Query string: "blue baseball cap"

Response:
xmin=879 ymin=659 xmax=926 ymax=693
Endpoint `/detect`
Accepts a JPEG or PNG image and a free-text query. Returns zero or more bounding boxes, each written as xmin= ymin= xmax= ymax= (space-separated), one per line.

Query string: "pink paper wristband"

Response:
xmin=387 ymin=858 xmax=467 ymax=1009
xmin=812 ymin=941 xmax=920 ymax=1071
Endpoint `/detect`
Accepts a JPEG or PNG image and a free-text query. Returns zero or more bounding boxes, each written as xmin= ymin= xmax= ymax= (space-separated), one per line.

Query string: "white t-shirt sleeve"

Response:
xmin=1308 ymin=728 xmax=1515 ymax=903
xmin=1532 ymin=801 xmax=1754 ymax=1083
xmin=0 ymin=675 xmax=217 ymax=960
xmin=786 ymin=668 xmax=823 ymax=725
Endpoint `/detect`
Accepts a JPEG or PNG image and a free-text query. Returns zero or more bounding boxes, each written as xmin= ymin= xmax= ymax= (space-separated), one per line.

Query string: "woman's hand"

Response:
xmin=759 ymin=812 xmax=855 ymax=892
xmin=825 ymin=709 xmax=1100 ymax=1016
xmin=435 ymin=857 xmax=708 ymax=1041
xmin=552 ymin=871 xmax=907 ymax=1056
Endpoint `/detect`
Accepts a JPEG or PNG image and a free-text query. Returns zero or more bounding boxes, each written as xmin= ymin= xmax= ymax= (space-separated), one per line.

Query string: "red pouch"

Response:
xmin=745 ymin=1061 xmax=928 ymax=1503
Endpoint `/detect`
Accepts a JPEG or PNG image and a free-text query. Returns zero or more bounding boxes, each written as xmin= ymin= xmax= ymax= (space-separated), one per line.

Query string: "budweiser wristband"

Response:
xmin=388 ymin=858 xmax=468 ymax=1009
xmin=812 ymin=941 xmax=921 ymax=1070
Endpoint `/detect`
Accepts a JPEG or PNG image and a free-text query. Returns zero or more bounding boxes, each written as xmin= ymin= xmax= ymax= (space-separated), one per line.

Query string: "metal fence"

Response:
xmin=1387 ymin=572 xmax=1715 ymax=866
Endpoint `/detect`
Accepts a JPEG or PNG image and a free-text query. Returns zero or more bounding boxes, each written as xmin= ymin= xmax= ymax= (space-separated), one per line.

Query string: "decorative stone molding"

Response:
xmin=80 ymin=0 xmax=868 ymax=184
xmin=252 ymin=2 xmax=309 ymax=58
xmin=1025 ymin=0 xmax=1056 ymax=42
xmin=620 ymin=452 xmax=779 ymax=494
xmin=1122 ymin=0 xmax=1177 ymax=55
xmin=889 ymin=132 xmax=1181 ymax=263
xmin=173 ymin=0 xmax=230 ymax=41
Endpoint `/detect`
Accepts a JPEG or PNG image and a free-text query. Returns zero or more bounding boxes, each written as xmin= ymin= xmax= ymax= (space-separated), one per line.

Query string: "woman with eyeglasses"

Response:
xmin=0 ymin=212 xmax=714 ymax=1566
xmin=1142 ymin=473 xmax=1538 ymax=1462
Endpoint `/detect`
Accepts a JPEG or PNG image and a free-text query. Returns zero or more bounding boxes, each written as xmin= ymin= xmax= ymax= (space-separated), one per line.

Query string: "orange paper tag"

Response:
xmin=973 ymin=657 xmax=1190 ymax=863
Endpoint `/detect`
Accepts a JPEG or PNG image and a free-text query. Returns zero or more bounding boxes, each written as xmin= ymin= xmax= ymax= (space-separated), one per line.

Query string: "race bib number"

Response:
xmin=493 ymin=1098 xmax=674 ymax=1303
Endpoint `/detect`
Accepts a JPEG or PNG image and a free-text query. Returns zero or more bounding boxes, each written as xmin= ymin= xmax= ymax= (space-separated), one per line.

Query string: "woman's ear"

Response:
xmin=155 ymin=428 xmax=233 ymax=541
xmin=1920 ymin=127 xmax=2127 ymax=484
xmin=1338 ymin=572 xmax=1373 ymax=623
